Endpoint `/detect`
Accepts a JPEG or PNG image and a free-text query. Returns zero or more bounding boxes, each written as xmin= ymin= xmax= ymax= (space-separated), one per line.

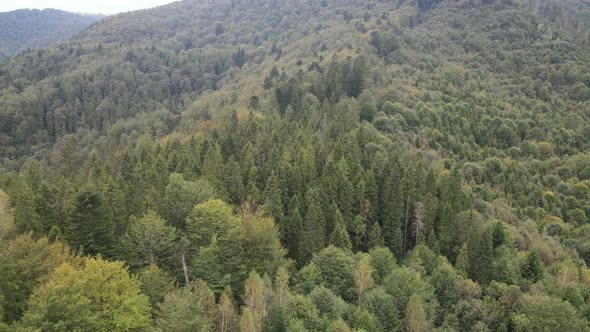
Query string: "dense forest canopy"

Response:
xmin=0 ymin=9 xmax=101 ymax=60
xmin=2 ymin=0 xmax=590 ymax=330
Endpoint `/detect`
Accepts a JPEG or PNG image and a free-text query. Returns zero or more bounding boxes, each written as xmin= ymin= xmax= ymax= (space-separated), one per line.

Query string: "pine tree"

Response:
xmin=368 ymin=222 xmax=385 ymax=249
xmin=13 ymin=184 xmax=42 ymax=235
xmin=331 ymin=207 xmax=352 ymax=250
xmin=233 ymin=48 xmax=247 ymax=68
xmin=66 ymin=188 xmax=114 ymax=257
xmin=455 ymin=243 xmax=470 ymax=278
xmin=224 ymin=156 xmax=245 ymax=205
xmin=522 ymin=249 xmax=544 ymax=282
xmin=202 ymin=143 xmax=226 ymax=199
xmin=469 ymin=228 xmax=494 ymax=284
xmin=287 ymin=194 xmax=304 ymax=262
xmin=380 ymin=160 xmax=404 ymax=258
xmin=263 ymin=171 xmax=284 ymax=239
xmin=299 ymin=188 xmax=327 ymax=263
xmin=351 ymin=214 xmax=367 ymax=252
xmin=438 ymin=202 xmax=455 ymax=257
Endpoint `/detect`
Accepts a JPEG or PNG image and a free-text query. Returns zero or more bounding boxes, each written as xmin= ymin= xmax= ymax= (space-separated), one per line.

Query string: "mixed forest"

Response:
xmin=0 ymin=9 xmax=101 ymax=60
xmin=2 ymin=0 xmax=590 ymax=330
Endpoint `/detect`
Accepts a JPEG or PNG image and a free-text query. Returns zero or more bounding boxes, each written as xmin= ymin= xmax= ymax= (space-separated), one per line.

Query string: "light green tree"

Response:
xmin=21 ymin=257 xmax=151 ymax=331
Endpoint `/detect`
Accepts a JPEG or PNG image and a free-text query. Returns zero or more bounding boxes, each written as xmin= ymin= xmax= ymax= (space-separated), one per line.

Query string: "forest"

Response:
xmin=0 ymin=9 xmax=101 ymax=60
xmin=1 ymin=0 xmax=590 ymax=330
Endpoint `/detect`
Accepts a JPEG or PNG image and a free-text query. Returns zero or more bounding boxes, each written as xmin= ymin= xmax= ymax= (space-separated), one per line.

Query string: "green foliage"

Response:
xmin=515 ymin=295 xmax=590 ymax=331
xmin=241 ymin=209 xmax=288 ymax=279
xmin=187 ymin=199 xmax=244 ymax=287
xmin=311 ymin=246 xmax=356 ymax=300
xmin=119 ymin=210 xmax=179 ymax=272
xmin=155 ymin=281 xmax=216 ymax=332
xmin=163 ymin=173 xmax=215 ymax=229
xmin=368 ymin=246 xmax=397 ymax=284
xmin=405 ymin=293 xmax=430 ymax=332
xmin=522 ymin=250 xmax=545 ymax=282
xmin=0 ymin=234 xmax=78 ymax=322
xmin=362 ymin=287 xmax=401 ymax=332
xmin=0 ymin=190 xmax=15 ymax=240
xmin=383 ymin=267 xmax=437 ymax=321
xmin=2 ymin=0 xmax=590 ymax=329
xmin=299 ymin=188 xmax=327 ymax=263
xmin=0 ymin=9 xmax=100 ymax=59
xmin=21 ymin=257 xmax=151 ymax=331
xmin=309 ymin=286 xmax=348 ymax=321
xmin=65 ymin=188 xmax=114 ymax=257
xmin=139 ymin=264 xmax=175 ymax=313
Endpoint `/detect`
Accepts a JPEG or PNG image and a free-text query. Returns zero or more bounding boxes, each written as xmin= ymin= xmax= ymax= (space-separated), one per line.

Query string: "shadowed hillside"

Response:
xmin=0 ymin=9 xmax=101 ymax=60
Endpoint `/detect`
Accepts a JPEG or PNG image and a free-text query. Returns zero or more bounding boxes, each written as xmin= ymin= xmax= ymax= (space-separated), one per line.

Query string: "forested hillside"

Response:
xmin=0 ymin=9 xmax=101 ymax=60
xmin=2 ymin=0 xmax=590 ymax=330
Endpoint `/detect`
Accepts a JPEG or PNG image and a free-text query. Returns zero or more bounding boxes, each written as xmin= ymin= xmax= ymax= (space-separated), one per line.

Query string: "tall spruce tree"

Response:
xmin=299 ymin=188 xmax=327 ymax=263
xmin=66 ymin=189 xmax=114 ymax=257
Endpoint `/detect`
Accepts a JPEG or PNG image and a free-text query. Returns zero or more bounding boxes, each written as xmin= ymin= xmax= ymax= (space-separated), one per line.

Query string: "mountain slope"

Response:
xmin=2 ymin=0 xmax=590 ymax=330
xmin=0 ymin=9 xmax=101 ymax=60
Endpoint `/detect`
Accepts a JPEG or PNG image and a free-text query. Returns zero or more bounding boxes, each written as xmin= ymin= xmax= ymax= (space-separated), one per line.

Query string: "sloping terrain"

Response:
xmin=0 ymin=9 xmax=101 ymax=60
xmin=2 ymin=0 xmax=590 ymax=330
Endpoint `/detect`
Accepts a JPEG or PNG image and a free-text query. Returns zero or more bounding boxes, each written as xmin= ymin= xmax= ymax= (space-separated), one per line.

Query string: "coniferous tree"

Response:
xmin=287 ymin=194 xmax=304 ymax=262
xmin=225 ymin=156 xmax=245 ymax=205
xmin=13 ymin=185 xmax=42 ymax=235
xmin=437 ymin=202 xmax=455 ymax=257
xmin=330 ymin=208 xmax=352 ymax=251
xmin=202 ymin=143 xmax=227 ymax=199
xmin=522 ymin=249 xmax=544 ymax=282
xmin=367 ymin=222 xmax=385 ymax=250
xmin=381 ymin=160 xmax=404 ymax=258
xmin=66 ymin=189 xmax=114 ymax=257
xmin=264 ymin=171 xmax=284 ymax=239
xmin=139 ymin=264 xmax=175 ymax=314
xmin=299 ymin=188 xmax=327 ymax=263
xmin=455 ymin=243 xmax=470 ymax=278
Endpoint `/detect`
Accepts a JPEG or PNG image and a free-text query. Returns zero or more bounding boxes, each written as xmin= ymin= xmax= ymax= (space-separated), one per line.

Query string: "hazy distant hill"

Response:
xmin=0 ymin=8 xmax=101 ymax=59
